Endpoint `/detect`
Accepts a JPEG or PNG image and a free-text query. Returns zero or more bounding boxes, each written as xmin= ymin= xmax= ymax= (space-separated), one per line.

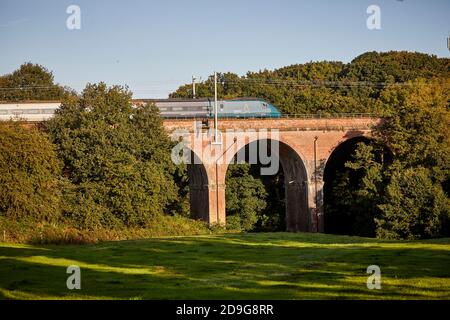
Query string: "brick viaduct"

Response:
xmin=164 ymin=117 xmax=382 ymax=233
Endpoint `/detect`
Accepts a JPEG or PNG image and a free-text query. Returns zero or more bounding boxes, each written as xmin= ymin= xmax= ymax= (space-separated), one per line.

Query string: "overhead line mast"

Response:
xmin=215 ymin=72 xmax=218 ymax=142
xmin=192 ymin=76 xmax=197 ymax=99
xmin=211 ymin=71 xmax=221 ymax=145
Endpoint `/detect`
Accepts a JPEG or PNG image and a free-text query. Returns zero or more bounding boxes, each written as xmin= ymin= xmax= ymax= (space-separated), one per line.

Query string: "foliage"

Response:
xmin=166 ymin=164 xmax=191 ymax=218
xmin=171 ymin=51 xmax=449 ymax=115
xmin=376 ymin=167 xmax=450 ymax=240
xmin=0 ymin=122 xmax=62 ymax=222
xmin=342 ymin=51 xmax=449 ymax=84
xmin=325 ymin=142 xmax=385 ymax=237
xmin=377 ymin=78 xmax=450 ymax=184
xmin=336 ymin=78 xmax=450 ymax=239
xmin=0 ymin=215 xmax=216 ymax=245
xmin=225 ymin=164 xmax=267 ymax=231
xmin=372 ymin=78 xmax=450 ymax=239
xmin=254 ymin=169 xmax=286 ymax=232
xmin=0 ymin=63 xmax=74 ymax=101
xmin=46 ymin=83 xmax=179 ymax=229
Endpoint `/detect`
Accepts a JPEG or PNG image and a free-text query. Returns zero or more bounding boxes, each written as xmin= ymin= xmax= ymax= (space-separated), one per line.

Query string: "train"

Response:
xmin=133 ymin=98 xmax=282 ymax=119
xmin=0 ymin=98 xmax=282 ymax=122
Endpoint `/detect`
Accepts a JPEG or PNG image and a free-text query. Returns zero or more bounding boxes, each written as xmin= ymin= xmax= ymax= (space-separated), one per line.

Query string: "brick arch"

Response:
xmin=223 ymin=138 xmax=310 ymax=232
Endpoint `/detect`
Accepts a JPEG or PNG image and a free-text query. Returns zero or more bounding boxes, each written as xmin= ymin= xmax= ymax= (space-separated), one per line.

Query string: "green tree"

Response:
xmin=371 ymin=78 xmax=450 ymax=239
xmin=377 ymin=78 xmax=450 ymax=184
xmin=0 ymin=63 xmax=73 ymax=101
xmin=46 ymin=83 xmax=179 ymax=229
xmin=377 ymin=167 xmax=450 ymax=240
xmin=339 ymin=78 xmax=450 ymax=239
xmin=0 ymin=122 xmax=62 ymax=221
xmin=225 ymin=163 xmax=268 ymax=231
xmin=170 ymin=52 xmax=448 ymax=115
xmin=325 ymin=142 xmax=385 ymax=237
xmin=342 ymin=51 xmax=449 ymax=84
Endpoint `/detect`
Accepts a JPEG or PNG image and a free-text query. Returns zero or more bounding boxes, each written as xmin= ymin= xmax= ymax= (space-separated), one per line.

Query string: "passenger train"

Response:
xmin=133 ymin=98 xmax=282 ymax=119
xmin=0 ymin=98 xmax=282 ymax=122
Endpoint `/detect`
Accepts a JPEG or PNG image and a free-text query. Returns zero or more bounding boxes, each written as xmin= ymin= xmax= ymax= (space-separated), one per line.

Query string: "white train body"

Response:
xmin=0 ymin=102 xmax=61 ymax=122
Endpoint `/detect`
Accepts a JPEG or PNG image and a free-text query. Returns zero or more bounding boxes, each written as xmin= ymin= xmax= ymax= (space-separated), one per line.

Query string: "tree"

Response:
xmin=377 ymin=167 xmax=450 ymax=240
xmin=325 ymin=142 xmax=385 ymax=237
xmin=370 ymin=78 xmax=450 ymax=239
xmin=225 ymin=163 xmax=268 ymax=231
xmin=0 ymin=63 xmax=73 ymax=101
xmin=170 ymin=52 xmax=449 ymax=115
xmin=46 ymin=83 xmax=179 ymax=229
xmin=377 ymin=78 xmax=450 ymax=185
xmin=342 ymin=51 xmax=449 ymax=84
xmin=0 ymin=122 xmax=62 ymax=221
xmin=339 ymin=78 xmax=450 ymax=239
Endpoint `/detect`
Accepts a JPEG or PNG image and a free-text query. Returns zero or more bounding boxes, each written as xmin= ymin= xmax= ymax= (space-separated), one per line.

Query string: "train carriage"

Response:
xmin=0 ymin=98 xmax=281 ymax=122
xmin=134 ymin=98 xmax=282 ymax=119
xmin=0 ymin=102 xmax=61 ymax=122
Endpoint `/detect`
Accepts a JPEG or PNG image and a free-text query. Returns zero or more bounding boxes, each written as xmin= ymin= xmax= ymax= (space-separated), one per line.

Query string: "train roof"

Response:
xmin=0 ymin=102 xmax=61 ymax=109
xmin=0 ymin=100 xmax=61 ymax=104
xmin=133 ymin=97 xmax=268 ymax=103
xmin=0 ymin=97 xmax=271 ymax=105
xmin=133 ymin=98 xmax=211 ymax=103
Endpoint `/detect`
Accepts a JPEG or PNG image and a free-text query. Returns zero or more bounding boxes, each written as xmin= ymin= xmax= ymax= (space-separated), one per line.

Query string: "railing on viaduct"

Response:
xmin=161 ymin=113 xmax=376 ymax=121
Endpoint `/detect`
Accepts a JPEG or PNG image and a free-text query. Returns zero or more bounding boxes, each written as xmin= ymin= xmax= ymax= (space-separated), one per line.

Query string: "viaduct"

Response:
xmin=163 ymin=116 xmax=382 ymax=233
xmin=7 ymin=106 xmax=382 ymax=234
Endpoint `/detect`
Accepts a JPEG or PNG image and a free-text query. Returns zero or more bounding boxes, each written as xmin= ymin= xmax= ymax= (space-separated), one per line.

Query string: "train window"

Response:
xmin=172 ymin=107 xmax=183 ymax=111
xmin=0 ymin=110 xmax=8 ymax=115
xmin=159 ymin=107 xmax=167 ymax=111
xmin=12 ymin=110 xmax=24 ymax=115
xmin=220 ymin=104 xmax=224 ymax=110
xmin=42 ymin=109 xmax=56 ymax=114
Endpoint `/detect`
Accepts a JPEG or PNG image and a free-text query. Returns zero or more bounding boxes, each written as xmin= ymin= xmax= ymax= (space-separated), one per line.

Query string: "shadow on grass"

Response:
xmin=0 ymin=233 xmax=449 ymax=299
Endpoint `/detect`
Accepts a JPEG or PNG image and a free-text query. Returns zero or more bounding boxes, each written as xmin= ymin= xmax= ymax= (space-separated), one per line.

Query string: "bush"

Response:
xmin=0 ymin=215 xmax=218 ymax=245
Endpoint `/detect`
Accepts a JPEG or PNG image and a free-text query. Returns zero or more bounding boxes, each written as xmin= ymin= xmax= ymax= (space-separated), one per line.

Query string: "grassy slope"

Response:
xmin=0 ymin=232 xmax=449 ymax=300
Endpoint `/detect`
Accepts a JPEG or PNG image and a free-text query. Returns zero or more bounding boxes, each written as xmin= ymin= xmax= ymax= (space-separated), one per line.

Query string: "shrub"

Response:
xmin=0 ymin=215 xmax=218 ymax=245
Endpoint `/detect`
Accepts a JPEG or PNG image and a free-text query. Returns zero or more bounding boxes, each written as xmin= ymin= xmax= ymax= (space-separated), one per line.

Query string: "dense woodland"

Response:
xmin=0 ymin=51 xmax=449 ymax=242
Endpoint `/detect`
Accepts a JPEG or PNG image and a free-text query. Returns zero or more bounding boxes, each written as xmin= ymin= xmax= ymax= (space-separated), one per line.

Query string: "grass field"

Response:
xmin=0 ymin=232 xmax=449 ymax=300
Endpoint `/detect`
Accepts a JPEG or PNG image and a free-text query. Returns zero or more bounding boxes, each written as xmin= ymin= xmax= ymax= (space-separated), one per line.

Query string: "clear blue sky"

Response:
xmin=0 ymin=0 xmax=449 ymax=98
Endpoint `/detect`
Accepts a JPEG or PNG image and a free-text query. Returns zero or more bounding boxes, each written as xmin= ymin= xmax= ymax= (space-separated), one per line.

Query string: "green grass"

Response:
xmin=0 ymin=232 xmax=449 ymax=299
